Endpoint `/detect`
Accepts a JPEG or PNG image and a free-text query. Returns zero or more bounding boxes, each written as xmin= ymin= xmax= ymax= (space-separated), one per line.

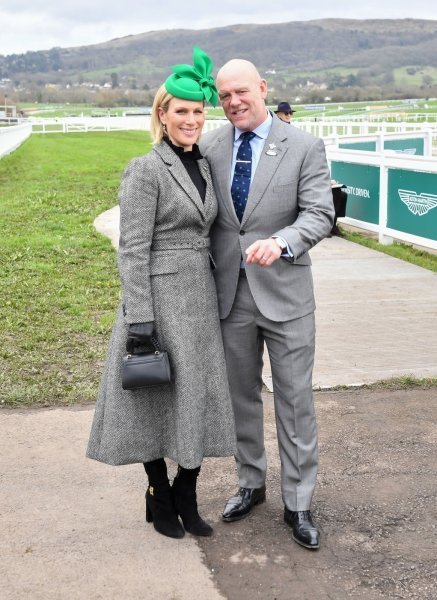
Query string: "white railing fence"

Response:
xmin=294 ymin=120 xmax=437 ymax=139
xmin=0 ymin=123 xmax=32 ymax=159
xmin=324 ymin=130 xmax=435 ymax=156
xmin=0 ymin=116 xmax=429 ymax=140
xmin=296 ymin=112 xmax=437 ymax=123
xmin=30 ymin=116 xmax=152 ymax=134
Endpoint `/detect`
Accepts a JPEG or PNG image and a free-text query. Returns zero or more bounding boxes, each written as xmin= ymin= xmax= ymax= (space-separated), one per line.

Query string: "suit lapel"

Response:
xmin=207 ymin=125 xmax=240 ymax=225
xmin=198 ymin=158 xmax=215 ymax=221
xmin=241 ymin=122 xmax=288 ymax=227
xmin=154 ymin=143 xmax=205 ymax=218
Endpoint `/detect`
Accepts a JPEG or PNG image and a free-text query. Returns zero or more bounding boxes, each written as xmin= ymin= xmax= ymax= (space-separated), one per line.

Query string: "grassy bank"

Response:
xmin=0 ymin=131 xmax=151 ymax=407
xmin=340 ymin=228 xmax=437 ymax=272
xmin=315 ymin=376 xmax=437 ymax=393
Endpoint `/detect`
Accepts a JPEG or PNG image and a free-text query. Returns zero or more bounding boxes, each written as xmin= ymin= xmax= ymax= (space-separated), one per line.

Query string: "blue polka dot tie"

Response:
xmin=231 ymin=131 xmax=256 ymax=222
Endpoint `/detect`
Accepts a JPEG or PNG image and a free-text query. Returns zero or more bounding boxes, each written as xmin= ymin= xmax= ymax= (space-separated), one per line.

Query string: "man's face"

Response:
xmin=217 ymin=71 xmax=268 ymax=132
xmin=277 ymin=111 xmax=292 ymax=123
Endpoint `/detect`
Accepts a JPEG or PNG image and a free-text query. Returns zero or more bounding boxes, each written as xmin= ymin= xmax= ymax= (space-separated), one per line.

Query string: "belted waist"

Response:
xmin=151 ymin=238 xmax=210 ymax=251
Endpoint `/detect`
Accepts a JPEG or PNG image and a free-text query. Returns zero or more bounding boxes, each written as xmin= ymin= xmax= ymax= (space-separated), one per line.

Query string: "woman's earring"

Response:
xmin=163 ymin=123 xmax=167 ymax=134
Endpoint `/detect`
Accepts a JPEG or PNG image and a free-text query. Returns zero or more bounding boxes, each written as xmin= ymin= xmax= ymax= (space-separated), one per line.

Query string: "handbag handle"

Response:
xmin=127 ymin=335 xmax=161 ymax=358
xmin=151 ymin=336 xmax=161 ymax=355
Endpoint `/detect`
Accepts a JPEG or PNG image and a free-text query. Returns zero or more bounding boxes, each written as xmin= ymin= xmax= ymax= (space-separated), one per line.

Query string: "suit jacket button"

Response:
xmin=240 ymin=230 xmax=245 ymax=235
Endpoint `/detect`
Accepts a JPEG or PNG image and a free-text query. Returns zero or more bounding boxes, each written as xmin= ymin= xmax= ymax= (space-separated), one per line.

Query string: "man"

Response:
xmin=274 ymin=101 xmax=295 ymax=123
xmin=329 ymin=179 xmax=348 ymax=237
xmin=200 ymin=59 xmax=334 ymax=550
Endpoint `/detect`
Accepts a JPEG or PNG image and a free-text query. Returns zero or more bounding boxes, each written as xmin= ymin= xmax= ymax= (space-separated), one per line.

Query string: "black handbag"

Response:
xmin=122 ymin=337 xmax=173 ymax=390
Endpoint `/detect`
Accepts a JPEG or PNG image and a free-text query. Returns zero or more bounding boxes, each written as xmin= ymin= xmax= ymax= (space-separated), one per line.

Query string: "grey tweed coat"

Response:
xmin=87 ymin=142 xmax=236 ymax=468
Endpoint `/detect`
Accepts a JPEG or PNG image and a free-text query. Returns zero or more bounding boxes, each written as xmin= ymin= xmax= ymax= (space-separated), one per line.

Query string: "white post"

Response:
xmin=376 ymin=132 xmax=384 ymax=153
xmin=378 ymin=158 xmax=393 ymax=245
xmin=424 ymin=129 xmax=433 ymax=157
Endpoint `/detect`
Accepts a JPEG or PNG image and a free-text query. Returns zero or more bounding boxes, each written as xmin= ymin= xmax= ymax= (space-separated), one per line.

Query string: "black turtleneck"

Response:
xmin=163 ymin=137 xmax=206 ymax=203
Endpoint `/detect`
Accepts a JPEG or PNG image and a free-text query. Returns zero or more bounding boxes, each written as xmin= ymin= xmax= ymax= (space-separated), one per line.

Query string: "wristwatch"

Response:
xmin=273 ymin=237 xmax=288 ymax=253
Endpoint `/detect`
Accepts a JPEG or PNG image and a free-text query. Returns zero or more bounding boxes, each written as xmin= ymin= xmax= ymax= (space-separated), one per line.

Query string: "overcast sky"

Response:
xmin=1 ymin=0 xmax=436 ymax=56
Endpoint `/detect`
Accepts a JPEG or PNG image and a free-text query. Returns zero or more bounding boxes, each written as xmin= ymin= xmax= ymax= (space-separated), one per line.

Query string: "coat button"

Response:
xmin=240 ymin=230 xmax=245 ymax=235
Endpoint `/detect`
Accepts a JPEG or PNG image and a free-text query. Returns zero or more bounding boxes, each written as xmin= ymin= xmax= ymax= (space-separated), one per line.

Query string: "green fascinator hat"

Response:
xmin=164 ymin=46 xmax=218 ymax=107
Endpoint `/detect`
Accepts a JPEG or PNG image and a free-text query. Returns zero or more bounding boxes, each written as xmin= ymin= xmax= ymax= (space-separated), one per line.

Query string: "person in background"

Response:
xmin=87 ymin=47 xmax=235 ymax=540
xmin=274 ymin=101 xmax=295 ymax=123
xmin=200 ymin=59 xmax=334 ymax=550
xmin=329 ymin=179 xmax=348 ymax=237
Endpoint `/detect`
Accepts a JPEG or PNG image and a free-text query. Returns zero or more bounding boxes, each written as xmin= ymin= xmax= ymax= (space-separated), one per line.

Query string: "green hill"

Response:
xmin=2 ymin=18 xmax=437 ymax=103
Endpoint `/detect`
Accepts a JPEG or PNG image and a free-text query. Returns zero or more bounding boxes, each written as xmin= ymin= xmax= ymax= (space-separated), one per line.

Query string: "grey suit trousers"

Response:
xmin=221 ymin=273 xmax=318 ymax=511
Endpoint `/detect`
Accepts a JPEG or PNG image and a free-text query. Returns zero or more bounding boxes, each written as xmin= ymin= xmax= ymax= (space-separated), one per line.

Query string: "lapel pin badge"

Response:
xmin=265 ymin=143 xmax=277 ymax=156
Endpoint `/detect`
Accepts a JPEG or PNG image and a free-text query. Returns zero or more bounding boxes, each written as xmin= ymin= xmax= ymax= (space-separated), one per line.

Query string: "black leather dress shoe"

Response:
xmin=284 ymin=508 xmax=320 ymax=549
xmin=222 ymin=486 xmax=266 ymax=522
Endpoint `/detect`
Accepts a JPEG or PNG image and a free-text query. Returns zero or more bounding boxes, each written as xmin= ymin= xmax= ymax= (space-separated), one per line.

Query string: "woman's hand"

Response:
xmin=126 ymin=322 xmax=156 ymax=353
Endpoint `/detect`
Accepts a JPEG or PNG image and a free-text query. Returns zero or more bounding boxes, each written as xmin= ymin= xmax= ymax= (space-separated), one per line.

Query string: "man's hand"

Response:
xmin=245 ymin=238 xmax=282 ymax=267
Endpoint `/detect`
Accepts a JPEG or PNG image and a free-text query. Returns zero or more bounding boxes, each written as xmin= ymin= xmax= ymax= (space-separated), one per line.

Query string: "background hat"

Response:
xmin=275 ymin=101 xmax=295 ymax=113
xmin=164 ymin=47 xmax=218 ymax=107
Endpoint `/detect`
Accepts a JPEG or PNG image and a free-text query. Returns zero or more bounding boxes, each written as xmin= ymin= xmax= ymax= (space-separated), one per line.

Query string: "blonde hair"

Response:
xmin=150 ymin=85 xmax=174 ymax=145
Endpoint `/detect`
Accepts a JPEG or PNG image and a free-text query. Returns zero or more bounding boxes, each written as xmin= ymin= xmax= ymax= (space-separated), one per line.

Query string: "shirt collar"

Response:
xmin=233 ymin=110 xmax=273 ymax=142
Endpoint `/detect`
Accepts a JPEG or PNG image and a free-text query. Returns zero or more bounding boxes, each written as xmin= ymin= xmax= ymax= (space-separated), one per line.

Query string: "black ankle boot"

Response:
xmin=144 ymin=459 xmax=185 ymax=539
xmin=172 ymin=465 xmax=213 ymax=537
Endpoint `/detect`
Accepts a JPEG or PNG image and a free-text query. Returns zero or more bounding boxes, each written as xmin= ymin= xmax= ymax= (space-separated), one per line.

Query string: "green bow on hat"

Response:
xmin=164 ymin=46 xmax=218 ymax=107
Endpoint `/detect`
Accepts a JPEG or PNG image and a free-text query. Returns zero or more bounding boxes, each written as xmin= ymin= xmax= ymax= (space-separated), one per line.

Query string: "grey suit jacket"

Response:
xmin=200 ymin=115 xmax=334 ymax=322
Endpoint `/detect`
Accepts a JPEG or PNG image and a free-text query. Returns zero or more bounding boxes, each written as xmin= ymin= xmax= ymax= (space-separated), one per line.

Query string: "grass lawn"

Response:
xmin=340 ymin=228 xmax=437 ymax=272
xmin=0 ymin=131 xmax=151 ymax=407
xmin=393 ymin=66 xmax=437 ymax=87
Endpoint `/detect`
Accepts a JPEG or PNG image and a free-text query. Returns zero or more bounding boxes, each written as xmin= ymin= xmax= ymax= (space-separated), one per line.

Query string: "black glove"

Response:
xmin=126 ymin=322 xmax=156 ymax=354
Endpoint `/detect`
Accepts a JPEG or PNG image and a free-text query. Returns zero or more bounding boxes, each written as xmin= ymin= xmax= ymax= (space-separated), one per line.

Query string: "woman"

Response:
xmin=87 ymin=48 xmax=236 ymax=539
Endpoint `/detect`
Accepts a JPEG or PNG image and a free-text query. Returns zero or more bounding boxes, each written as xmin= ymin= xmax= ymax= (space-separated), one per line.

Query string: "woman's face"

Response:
xmin=158 ymin=97 xmax=205 ymax=151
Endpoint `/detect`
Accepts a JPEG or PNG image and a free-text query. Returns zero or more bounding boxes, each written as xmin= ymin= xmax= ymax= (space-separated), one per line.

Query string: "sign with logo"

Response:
xmin=330 ymin=162 xmax=380 ymax=224
xmin=339 ymin=141 xmax=376 ymax=151
xmin=384 ymin=138 xmax=424 ymax=156
xmin=387 ymin=169 xmax=437 ymax=240
xmin=339 ymin=137 xmax=424 ymax=156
